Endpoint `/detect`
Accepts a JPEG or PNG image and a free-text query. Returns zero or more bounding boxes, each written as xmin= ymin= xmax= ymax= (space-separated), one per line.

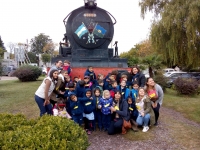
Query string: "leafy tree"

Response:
xmin=30 ymin=33 xmax=55 ymax=54
xmin=27 ymin=52 xmax=37 ymax=63
xmin=142 ymin=54 xmax=162 ymax=77
xmin=0 ymin=47 xmax=6 ymax=57
xmin=41 ymin=54 xmax=51 ymax=66
xmin=0 ymin=57 xmax=3 ymax=76
xmin=140 ymin=0 xmax=200 ymax=69
xmin=0 ymin=36 xmax=6 ymax=50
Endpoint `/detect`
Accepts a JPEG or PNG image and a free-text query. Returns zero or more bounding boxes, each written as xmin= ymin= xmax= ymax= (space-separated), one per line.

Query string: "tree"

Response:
xmin=142 ymin=54 xmax=163 ymax=77
xmin=0 ymin=36 xmax=6 ymax=50
xmin=27 ymin=52 xmax=37 ymax=63
xmin=140 ymin=0 xmax=200 ymax=69
xmin=0 ymin=57 xmax=3 ymax=76
xmin=41 ymin=54 xmax=51 ymax=66
xmin=30 ymin=33 xmax=55 ymax=54
xmin=0 ymin=47 xmax=6 ymax=57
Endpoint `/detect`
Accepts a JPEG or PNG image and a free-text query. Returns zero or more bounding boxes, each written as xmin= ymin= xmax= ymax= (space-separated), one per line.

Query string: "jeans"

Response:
xmin=152 ymin=103 xmax=160 ymax=123
xmin=35 ymin=95 xmax=52 ymax=116
xmin=94 ymin=110 xmax=102 ymax=129
xmin=107 ymin=118 xmax=123 ymax=135
xmin=136 ymin=113 xmax=150 ymax=126
xmin=102 ymin=113 xmax=111 ymax=130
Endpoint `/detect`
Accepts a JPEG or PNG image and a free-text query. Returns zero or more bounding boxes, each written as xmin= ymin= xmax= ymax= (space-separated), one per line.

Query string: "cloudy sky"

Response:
xmin=0 ymin=0 xmax=152 ymax=54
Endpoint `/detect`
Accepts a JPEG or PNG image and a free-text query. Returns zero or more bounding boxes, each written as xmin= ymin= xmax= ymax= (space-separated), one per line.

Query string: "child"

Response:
xmin=53 ymin=98 xmax=71 ymax=119
xmin=103 ymin=73 xmax=116 ymax=90
xmin=127 ymin=97 xmax=139 ymax=131
xmin=93 ymin=88 xmax=102 ymax=131
xmin=98 ymin=90 xmax=113 ymax=131
xmin=84 ymin=66 xmax=96 ymax=83
xmin=130 ymin=81 xmax=139 ymax=103
xmin=62 ymin=60 xmax=71 ymax=76
xmin=75 ymin=80 xmax=86 ymax=98
xmin=83 ymin=89 xmax=95 ymax=135
xmin=117 ymin=80 xmax=130 ymax=100
xmin=109 ymin=80 xmax=118 ymax=98
xmin=135 ymin=88 xmax=155 ymax=132
xmin=95 ymin=79 xmax=104 ymax=95
xmin=64 ymin=82 xmax=76 ymax=116
xmin=121 ymin=74 xmax=131 ymax=89
xmin=69 ymin=93 xmax=91 ymax=126
xmin=83 ymin=76 xmax=92 ymax=89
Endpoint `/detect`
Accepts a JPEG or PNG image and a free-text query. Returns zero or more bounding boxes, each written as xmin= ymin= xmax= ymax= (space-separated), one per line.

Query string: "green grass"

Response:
xmin=0 ymin=77 xmax=44 ymax=118
xmin=163 ymin=89 xmax=200 ymax=123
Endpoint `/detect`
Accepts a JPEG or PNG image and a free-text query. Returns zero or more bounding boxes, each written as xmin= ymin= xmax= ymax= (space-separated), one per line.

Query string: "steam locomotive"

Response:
xmin=51 ymin=0 xmax=128 ymax=77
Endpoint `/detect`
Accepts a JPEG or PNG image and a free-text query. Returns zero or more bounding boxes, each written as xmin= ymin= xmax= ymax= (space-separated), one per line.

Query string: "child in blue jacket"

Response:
xmin=117 ymin=80 xmax=130 ymax=100
xmin=93 ymin=87 xmax=102 ymax=131
xmin=69 ymin=93 xmax=91 ymax=126
xmin=127 ymin=96 xmax=139 ymax=131
xmin=83 ymin=89 xmax=95 ymax=135
xmin=130 ymin=81 xmax=139 ymax=103
xmin=98 ymin=90 xmax=113 ymax=131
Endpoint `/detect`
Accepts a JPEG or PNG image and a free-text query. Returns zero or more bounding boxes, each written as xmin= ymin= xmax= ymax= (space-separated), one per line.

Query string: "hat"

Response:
xmin=68 ymin=92 xmax=76 ymax=98
xmin=84 ymin=75 xmax=90 ymax=79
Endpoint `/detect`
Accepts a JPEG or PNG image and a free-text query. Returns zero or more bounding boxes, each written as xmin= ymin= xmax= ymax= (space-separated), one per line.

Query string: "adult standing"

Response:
xmin=130 ymin=66 xmax=146 ymax=87
xmin=108 ymin=90 xmax=129 ymax=135
xmin=146 ymin=77 xmax=164 ymax=125
xmin=35 ymin=69 xmax=59 ymax=116
xmin=48 ymin=60 xmax=62 ymax=76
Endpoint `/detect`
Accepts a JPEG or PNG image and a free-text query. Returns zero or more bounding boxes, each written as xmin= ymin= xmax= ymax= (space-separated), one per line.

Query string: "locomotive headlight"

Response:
xmin=84 ymin=0 xmax=97 ymax=8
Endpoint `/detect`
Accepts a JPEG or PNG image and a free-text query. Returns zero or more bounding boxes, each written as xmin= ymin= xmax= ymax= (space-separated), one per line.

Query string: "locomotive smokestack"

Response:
xmin=84 ymin=0 xmax=97 ymax=8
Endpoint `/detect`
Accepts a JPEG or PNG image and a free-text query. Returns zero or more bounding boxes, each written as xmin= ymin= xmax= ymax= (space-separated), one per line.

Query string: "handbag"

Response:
xmin=123 ymin=119 xmax=131 ymax=129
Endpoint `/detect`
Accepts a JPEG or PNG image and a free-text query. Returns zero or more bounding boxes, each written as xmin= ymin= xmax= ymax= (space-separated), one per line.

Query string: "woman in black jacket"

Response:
xmin=108 ymin=90 xmax=129 ymax=135
xmin=130 ymin=66 xmax=146 ymax=87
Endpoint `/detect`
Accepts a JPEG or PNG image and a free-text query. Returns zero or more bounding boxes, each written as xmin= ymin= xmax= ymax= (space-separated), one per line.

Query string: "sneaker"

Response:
xmin=154 ymin=122 xmax=158 ymax=126
xmin=142 ymin=126 xmax=149 ymax=132
xmin=87 ymin=130 xmax=91 ymax=135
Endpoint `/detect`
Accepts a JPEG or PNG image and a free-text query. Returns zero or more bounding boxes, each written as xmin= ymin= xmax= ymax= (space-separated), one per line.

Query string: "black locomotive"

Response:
xmin=52 ymin=0 xmax=127 ymax=68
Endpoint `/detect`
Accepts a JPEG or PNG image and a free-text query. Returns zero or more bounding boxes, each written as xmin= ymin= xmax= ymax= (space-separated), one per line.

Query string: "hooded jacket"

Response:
xmin=84 ymin=69 xmax=96 ymax=82
xmin=98 ymin=91 xmax=113 ymax=115
xmin=83 ymin=89 xmax=95 ymax=114
xmin=69 ymin=93 xmax=90 ymax=116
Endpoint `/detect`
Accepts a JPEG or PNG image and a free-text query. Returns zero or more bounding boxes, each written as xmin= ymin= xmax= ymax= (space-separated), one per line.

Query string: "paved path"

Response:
xmin=0 ymin=76 xmax=18 ymax=80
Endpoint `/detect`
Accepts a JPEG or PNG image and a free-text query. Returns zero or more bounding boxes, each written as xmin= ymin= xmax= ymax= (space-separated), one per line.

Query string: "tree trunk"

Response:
xmin=149 ymin=66 xmax=153 ymax=77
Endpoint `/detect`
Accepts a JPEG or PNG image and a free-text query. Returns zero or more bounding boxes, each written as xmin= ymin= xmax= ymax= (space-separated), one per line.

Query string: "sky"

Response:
xmin=0 ymin=0 xmax=153 ymax=54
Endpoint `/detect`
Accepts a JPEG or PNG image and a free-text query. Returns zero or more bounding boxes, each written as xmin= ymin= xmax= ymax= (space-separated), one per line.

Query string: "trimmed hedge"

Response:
xmin=13 ymin=65 xmax=42 ymax=82
xmin=0 ymin=114 xmax=89 ymax=150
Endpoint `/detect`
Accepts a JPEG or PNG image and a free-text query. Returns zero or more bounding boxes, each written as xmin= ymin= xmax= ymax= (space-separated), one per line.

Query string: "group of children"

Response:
xmin=50 ymin=64 xmax=144 ymax=135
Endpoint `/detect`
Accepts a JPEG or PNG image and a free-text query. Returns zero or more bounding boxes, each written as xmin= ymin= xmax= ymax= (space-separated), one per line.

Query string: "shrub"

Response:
xmin=174 ymin=78 xmax=199 ymax=95
xmin=13 ymin=65 xmax=42 ymax=82
xmin=0 ymin=114 xmax=89 ymax=150
xmin=154 ymin=72 xmax=169 ymax=92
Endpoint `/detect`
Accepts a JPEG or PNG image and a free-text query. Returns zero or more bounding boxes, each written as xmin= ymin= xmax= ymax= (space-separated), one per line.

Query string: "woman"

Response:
xmin=135 ymin=88 xmax=155 ymax=132
xmin=35 ymin=69 xmax=59 ymax=116
xmin=108 ymin=90 xmax=129 ymax=135
xmin=146 ymin=77 xmax=164 ymax=125
xmin=130 ymin=66 xmax=146 ymax=87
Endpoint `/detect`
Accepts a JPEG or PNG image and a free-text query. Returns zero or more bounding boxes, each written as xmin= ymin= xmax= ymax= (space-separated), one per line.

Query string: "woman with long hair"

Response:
xmin=108 ymin=90 xmax=129 ymax=135
xmin=35 ymin=69 xmax=59 ymax=116
xmin=130 ymin=66 xmax=146 ymax=87
xmin=146 ymin=77 xmax=164 ymax=125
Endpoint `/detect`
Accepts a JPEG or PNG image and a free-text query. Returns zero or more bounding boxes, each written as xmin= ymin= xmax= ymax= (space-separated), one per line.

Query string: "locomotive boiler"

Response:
xmin=52 ymin=0 xmax=127 ymax=68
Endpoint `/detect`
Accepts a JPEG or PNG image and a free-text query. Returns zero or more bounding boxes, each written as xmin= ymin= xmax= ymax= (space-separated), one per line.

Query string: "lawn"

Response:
xmin=163 ymin=88 xmax=200 ymax=123
xmin=0 ymin=78 xmax=44 ymax=118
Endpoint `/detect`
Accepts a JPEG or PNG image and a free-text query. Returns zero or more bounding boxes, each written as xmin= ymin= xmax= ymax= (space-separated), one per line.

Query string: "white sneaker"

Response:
xmin=142 ymin=126 xmax=149 ymax=132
